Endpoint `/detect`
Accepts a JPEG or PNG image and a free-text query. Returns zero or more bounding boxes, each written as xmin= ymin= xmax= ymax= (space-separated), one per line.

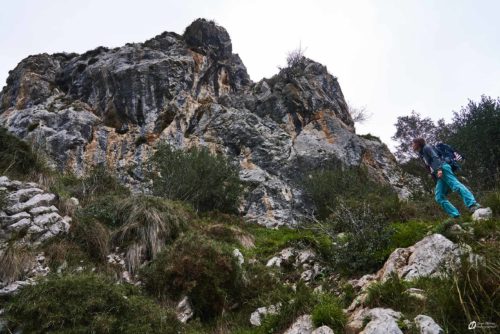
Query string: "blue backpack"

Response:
xmin=434 ymin=143 xmax=464 ymax=172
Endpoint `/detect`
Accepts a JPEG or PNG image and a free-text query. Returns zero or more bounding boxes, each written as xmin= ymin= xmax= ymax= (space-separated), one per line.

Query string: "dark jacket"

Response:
xmin=419 ymin=144 xmax=444 ymax=175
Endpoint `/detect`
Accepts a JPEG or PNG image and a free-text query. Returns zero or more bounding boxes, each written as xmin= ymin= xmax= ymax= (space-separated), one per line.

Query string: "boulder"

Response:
xmin=346 ymin=308 xmax=403 ymax=334
xmin=250 ymin=303 xmax=281 ymax=326
xmin=176 ymin=296 xmax=194 ymax=323
xmin=232 ymin=248 xmax=244 ymax=265
xmin=414 ymin=315 xmax=444 ymax=334
xmin=377 ymin=234 xmax=464 ymax=281
xmin=283 ymin=314 xmax=314 ymax=334
xmin=472 ymin=207 xmax=493 ymax=221
xmin=312 ymin=326 xmax=335 ymax=334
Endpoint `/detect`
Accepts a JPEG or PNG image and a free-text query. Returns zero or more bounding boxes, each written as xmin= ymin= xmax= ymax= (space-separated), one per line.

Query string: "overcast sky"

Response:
xmin=1 ymin=0 xmax=499 ymax=149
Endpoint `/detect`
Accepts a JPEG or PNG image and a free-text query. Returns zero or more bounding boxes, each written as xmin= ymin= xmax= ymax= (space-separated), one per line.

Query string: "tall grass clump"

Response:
xmin=5 ymin=273 xmax=180 ymax=334
xmin=311 ymin=294 xmax=347 ymax=332
xmin=0 ymin=245 xmax=33 ymax=284
xmin=112 ymin=195 xmax=190 ymax=273
xmin=150 ymin=144 xmax=242 ymax=213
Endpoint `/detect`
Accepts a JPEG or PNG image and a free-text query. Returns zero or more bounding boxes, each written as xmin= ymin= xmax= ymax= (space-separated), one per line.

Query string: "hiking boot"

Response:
xmin=468 ymin=203 xmax=482 ymax=213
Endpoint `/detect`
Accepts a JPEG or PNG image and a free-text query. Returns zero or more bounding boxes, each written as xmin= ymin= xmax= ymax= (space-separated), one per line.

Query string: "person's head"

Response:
xmin=412 ymin=137 xmax=426 ymax=152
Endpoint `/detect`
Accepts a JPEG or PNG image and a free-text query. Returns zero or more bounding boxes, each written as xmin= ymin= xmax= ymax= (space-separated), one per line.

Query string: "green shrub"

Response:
xmin=77 ymin=194 xmax=123 ymax=227
xmin=0 ymin=127 xmax=47 ymax=178
xmin=142 ymin=233 xmax=244 ymax=321
xmin=311 ymin=294 xmax=347 ymax=332
xmin=303 ymin=166 xmax=398 ymax=220
xmin=150 ymin=144 xmax=242 ymax=213
xmin=5 ymin=273 xmax=180 ymax=334
xmin=326 ymin=201 xmax=393 ymax=275
xmin=481 ymin=190 xmax=500 ymax=217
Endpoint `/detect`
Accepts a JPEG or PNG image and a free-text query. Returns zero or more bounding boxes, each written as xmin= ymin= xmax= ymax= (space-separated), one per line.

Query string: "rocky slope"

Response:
xmin=0 ymin=18 xmax=417 ymax=226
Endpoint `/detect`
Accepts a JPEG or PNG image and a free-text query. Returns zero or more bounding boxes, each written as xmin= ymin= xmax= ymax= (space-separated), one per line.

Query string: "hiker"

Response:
xmin=412 ymin=137 xmax=481 ymax=220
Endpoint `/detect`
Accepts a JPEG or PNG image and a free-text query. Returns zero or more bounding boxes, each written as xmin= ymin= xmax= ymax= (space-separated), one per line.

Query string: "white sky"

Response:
xmin=1 ymin=0 xmax=499 ymax=149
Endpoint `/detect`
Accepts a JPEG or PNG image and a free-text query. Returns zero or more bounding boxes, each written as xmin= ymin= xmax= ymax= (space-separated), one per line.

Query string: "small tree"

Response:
xmin=391 ymin=111 xmax=441 ymax=161
xmin=286 ymin=44 xmax=306 ymax=68
xmin=348 ymin=104 xmax=371 ymax=124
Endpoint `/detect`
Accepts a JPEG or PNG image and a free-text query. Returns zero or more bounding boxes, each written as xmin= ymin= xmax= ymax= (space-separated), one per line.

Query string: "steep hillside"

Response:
xmin=0 ymin=18 xmax=417 ymax=227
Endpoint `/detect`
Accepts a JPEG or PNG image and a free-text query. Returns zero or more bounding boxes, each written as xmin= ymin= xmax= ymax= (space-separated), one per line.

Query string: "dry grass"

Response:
xmin=0 ymin=244 xmax=34 ymax=284
xmin=71 ymin=219 xmax=110 ymax=262
xmin=112 ymin=195 xmax=189 ymax=273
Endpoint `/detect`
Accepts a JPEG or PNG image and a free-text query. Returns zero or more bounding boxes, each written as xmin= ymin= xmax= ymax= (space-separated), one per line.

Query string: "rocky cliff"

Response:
xmin=0 ymin=19 xmax=415 ymax=226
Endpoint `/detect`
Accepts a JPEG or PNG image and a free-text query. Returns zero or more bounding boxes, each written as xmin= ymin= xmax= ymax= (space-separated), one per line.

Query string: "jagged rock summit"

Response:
xmin=0 ymin=19 xmax=416 ymax=226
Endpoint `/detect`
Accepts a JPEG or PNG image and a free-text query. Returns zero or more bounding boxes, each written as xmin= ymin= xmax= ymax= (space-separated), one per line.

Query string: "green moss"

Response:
xmin=5 ymin=273 xmax=180 ymax=334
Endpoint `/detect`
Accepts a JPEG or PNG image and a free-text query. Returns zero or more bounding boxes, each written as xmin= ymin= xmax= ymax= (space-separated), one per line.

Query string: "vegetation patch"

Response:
xmin=366 ymin=253 xmax=500 ymax=333
xmin=112 ymin=195 xmax=190 ymax=273
xmin=0 ymin=127 xmax=47 ymax=178
xmin=5 ymin=273 xmax=180 ymax=334
xmin=142 ymin=232 xmax=244 ymax=321
xmin=303 ymin=166 xmax=398 ymax=220
xmin=311 ymin=294 xmax=347 ymax=332
xmin=323 ymin=202 xmax=393 ymax=276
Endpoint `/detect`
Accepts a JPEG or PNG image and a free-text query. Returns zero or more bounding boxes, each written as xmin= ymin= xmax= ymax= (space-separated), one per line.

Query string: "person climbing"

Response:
xmin=412 ymin=137 xmax=481 ymax=221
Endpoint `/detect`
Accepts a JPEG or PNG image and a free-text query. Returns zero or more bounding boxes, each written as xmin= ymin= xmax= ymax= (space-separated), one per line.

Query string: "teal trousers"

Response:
xmin=434 ymin=163 xmax=477 ymax=218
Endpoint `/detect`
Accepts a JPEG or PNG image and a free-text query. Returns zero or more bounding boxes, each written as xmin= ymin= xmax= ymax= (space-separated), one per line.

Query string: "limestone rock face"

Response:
xmin=0 ymin=19 xmax=418 ymax=226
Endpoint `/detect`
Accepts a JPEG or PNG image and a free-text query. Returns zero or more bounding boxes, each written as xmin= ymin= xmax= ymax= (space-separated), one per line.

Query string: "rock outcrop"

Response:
xmin=0 ymin=18 xmax=417 ymax=226
xmin=0 ymin=176 xmax=71 ymax=295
